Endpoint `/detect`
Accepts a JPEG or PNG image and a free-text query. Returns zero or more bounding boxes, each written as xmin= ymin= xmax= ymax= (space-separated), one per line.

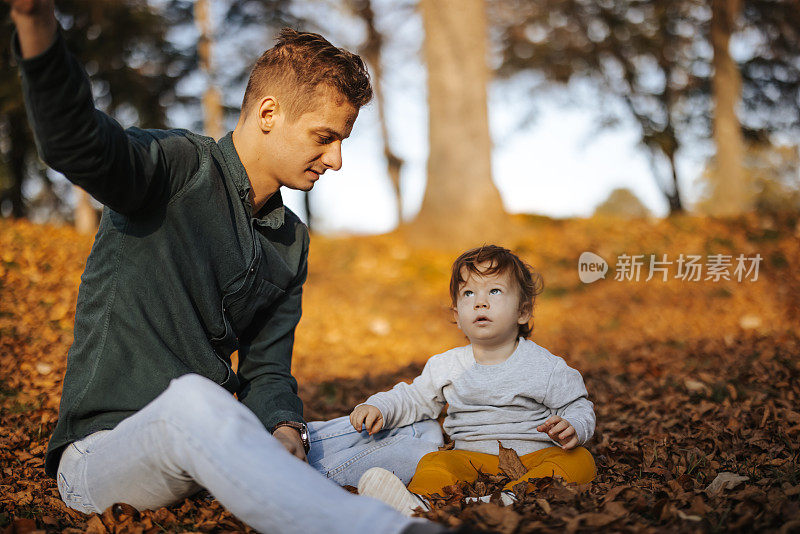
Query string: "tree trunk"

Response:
xmin=347 ymin=0 xmax=404 ymax=225
xmin=710 ymin=0 xmax=748 ymax=216
xmin=413 ymin=0 xmax=505 ymax=241
xmin=195 ymin=0 xmax=224 ymax=140
xmin=665 ymin=150 xmax=684 ymax=214
xmin=7 ymin=112 xmax=27 ymax=218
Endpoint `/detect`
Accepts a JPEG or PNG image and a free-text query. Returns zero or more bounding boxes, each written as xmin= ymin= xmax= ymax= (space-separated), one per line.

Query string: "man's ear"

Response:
xmin=257 ymin=96 xmax=280 ymax=133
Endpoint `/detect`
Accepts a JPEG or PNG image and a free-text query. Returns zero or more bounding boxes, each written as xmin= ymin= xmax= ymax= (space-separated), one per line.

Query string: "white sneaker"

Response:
xmin=358 ymin=467 xmax=429 ymax=517
xmin=464 ymin=491 xmax=517 ymax=506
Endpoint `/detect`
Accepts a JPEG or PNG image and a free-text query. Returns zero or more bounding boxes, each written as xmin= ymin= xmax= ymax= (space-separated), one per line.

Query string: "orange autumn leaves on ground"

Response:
xmin=1 ymin=213 xmax=799 ymax=533
xmin=295 ymin=213 xmax=799 ymax=381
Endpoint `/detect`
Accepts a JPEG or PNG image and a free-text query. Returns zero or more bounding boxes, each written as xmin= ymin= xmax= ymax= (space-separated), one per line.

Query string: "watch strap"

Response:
xmin=272 ymin=420 xmax=310 ymax=453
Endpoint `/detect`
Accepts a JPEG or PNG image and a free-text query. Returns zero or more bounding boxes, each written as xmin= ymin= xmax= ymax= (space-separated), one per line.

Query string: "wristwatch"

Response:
xmin=272 ymin=421 xmax=310 ymax=454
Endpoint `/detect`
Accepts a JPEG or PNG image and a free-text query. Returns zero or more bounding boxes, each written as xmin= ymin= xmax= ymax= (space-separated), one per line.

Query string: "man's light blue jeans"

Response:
xmin=55 ymin=374 xmax=444 ymax=534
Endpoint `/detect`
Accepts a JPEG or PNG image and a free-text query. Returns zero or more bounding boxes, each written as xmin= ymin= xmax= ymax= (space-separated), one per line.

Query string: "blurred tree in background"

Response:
xmin=492 ymin=0 xmax=800 ymax=216
xmin=0 ymin=0 xmax=195 ymax=221
xmin=696 ymin=139 xmax=800 ymax=214
xmin=594 ymin=187 xmax=651 ymax=218
xmin=414 ymin=0 xmax=506 ymax=240
xmin=709 ymin=0 xmax=748 ymax=216
xmin=345 ymin=0 xmax=404 ymax=226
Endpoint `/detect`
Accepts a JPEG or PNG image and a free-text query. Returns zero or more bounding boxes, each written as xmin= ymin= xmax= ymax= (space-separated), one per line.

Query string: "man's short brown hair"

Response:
xmin=449 ymin=245 xmax=544 ymax=339
xmin=241 ymin=28 xmax=373 ymax=119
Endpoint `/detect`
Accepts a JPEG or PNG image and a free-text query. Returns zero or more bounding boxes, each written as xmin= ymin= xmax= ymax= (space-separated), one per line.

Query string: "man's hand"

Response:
xmin=273 ymin=425 xmax=307 ymax=462
xmin=349 ymin=404 xmax=384 ymax=435
xmin=5 ymin=0 xmax=57 ymax=58
xmin=537 ymin=415 xmax=579 ymax=450
xmin=6 ymin=0 xmax=50 ymax=15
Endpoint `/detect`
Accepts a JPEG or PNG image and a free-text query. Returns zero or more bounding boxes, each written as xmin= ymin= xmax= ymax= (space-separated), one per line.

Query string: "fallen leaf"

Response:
xmin=85 ymin=516 xmax=107 ymax=534
xmin=676 ymin=509 xmax=703 ymax=522
xmin=706 ymin=472 xmax=750 ymax=494
xmin=497 ymin=441 xmax=527 ymax=480
xmin=535 ymin=498 xmax=551 ymax=514
xmin=7 ymin=518 xmax=37 ymax=534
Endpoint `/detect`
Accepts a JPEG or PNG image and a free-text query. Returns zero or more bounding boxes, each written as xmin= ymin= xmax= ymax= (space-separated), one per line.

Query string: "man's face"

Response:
xmin=260 ymin=90 xmax=358 ymax=192
xmin=453 ymin=262 xmax=531 ymax=346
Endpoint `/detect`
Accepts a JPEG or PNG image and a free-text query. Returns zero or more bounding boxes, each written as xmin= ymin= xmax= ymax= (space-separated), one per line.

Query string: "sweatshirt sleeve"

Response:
xmin=543 ymin=359 xmax=596 ymax=446
xmin=14 ymin=29 xmax=197 ymax=215
xmin=361 ymin=357 xmax=447 ymax=429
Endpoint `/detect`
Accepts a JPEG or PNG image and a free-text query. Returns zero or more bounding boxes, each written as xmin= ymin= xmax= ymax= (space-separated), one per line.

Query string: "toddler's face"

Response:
xmin=453 ymin=262 xmax=531 ymax=347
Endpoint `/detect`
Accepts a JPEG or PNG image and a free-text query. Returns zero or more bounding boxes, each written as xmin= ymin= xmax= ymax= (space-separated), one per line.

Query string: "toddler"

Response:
xmin=351 ymin=245 xmax=596 ymax=514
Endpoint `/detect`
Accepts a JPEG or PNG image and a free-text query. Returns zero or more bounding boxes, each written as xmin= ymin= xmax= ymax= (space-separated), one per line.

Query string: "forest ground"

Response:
xmin=1 ymin=213 xmax=798 ymax=533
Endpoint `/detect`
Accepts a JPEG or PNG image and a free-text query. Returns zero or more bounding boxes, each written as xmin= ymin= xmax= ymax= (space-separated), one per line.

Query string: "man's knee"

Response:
xmin=158 ymin=373 xmax=239 ymax=431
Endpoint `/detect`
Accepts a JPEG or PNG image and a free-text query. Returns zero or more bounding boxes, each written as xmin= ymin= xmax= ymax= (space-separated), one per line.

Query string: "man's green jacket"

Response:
xmin=15 ymin=31 xmax=309 ymax=478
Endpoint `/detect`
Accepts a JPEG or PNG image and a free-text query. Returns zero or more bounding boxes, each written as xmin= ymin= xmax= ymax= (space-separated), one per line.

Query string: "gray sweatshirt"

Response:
xmin=363 ymin=338 xmax=595 ymax=456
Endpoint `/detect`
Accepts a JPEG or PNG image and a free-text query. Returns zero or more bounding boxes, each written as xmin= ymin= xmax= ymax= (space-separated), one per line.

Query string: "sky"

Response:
xmin=265 ymin=0 xmax=711 ymax=234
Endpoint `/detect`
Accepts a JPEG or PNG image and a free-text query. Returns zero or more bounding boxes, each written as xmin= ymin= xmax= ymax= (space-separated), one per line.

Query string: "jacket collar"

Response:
xmin=218 ymin=131 xmax=285 ymax=229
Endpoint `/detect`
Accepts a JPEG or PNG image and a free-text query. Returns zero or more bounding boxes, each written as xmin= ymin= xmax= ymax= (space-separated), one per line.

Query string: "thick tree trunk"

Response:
xmin=710 ymin=0 xmax=749 ymax=216
xmin=413 ymin=0 xmax=505 ymax=240
xmin=195 ymin=0 xmax=224 ymax=140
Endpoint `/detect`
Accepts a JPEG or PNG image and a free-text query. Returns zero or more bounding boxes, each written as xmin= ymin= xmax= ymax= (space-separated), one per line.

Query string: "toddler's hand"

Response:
xmin=537 ymin=415 xmax=578 ymax=450
xmin=349 ymin=404 xmax=384 ymax=435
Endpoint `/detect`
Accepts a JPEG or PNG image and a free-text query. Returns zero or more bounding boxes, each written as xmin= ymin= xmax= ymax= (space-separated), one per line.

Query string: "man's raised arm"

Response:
xmin=7 ymin=0 xmax=195 ymax=215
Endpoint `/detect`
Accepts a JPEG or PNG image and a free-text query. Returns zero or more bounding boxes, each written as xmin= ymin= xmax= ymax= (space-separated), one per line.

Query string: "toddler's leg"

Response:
xmin=503 ymin=446 xmax=597 ymax=491
xmin=307 ymin=416 xmax=444 ymax=486
xmin=406 ymin=450 xmax=498 ymax=496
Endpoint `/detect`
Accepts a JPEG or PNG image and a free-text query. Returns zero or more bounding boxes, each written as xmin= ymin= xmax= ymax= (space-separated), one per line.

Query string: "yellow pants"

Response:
xmin=406 ymin=446 xmax=596 ymax=496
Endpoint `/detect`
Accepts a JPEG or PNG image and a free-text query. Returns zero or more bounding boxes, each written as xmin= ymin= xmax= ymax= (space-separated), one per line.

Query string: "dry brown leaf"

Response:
xmin=497 ymin=441 xmax=527 ymax=480
xmin=6 ymin=519 xmax=37 ymax=534
xmin=471 ymin=503 xmax=521 ymax=534
xmin=85 ymin=516 xmax=108 ymax=534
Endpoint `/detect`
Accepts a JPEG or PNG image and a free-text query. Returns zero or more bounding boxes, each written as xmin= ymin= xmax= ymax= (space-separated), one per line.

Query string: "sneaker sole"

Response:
xmin=358 ymin=467 xmax=427 ymax=517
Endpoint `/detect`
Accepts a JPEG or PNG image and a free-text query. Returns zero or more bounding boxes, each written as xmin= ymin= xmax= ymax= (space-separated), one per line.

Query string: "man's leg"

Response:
xmin=55 ymin=374 xmax=434 ymax=534
xmin=307 ymin=416 xmax=444 ymax=486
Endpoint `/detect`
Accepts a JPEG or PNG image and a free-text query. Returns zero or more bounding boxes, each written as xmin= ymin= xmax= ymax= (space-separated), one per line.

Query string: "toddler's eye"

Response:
xmin=490 ymin=288 xmax=502 ymax=295
xmin=463 ymin=290 xmax=474 ymax=297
